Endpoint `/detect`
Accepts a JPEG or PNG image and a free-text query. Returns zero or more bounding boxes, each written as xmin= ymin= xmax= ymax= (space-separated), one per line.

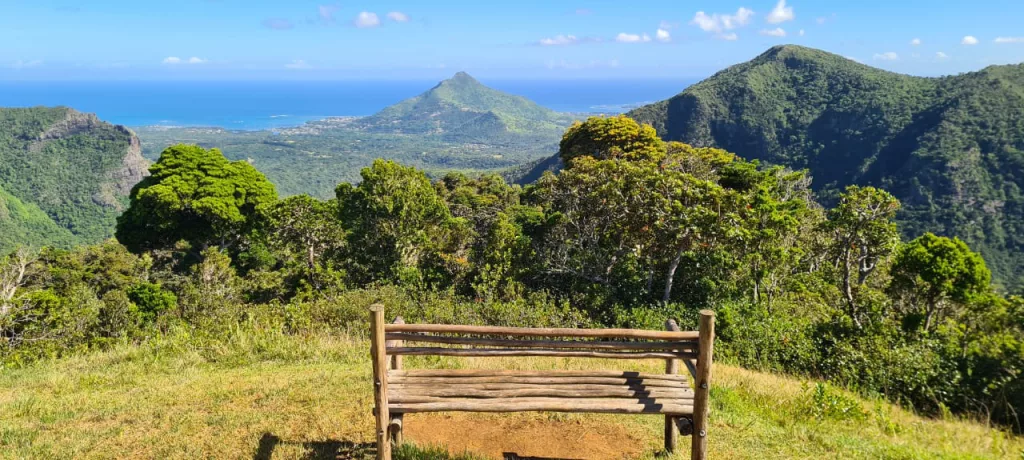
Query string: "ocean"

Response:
xmin=0 ymin=79 xmax=696 ymax=130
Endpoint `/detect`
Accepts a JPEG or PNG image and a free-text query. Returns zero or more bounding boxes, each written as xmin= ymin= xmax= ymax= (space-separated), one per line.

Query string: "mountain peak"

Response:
xmin=445 ymin=71 xmax=479 ymax=85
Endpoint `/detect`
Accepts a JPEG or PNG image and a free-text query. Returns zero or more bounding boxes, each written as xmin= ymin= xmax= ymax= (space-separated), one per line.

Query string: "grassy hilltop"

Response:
xmin=1 ymin=330 xmax=1020 ymax=459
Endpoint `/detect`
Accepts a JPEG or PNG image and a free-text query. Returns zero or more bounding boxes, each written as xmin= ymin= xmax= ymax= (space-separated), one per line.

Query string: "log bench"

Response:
xmin=369 ymin=305 xmax=715 ymax=460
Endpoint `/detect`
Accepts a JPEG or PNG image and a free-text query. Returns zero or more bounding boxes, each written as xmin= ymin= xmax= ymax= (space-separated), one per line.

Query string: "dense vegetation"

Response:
xmin=628 ymin=45 xmax=1024 ymax=292
xmin=135 ymin=73 xmax=575 ymax=198
xmin=3 ymin=116 xmax=1022 ymax=436
xmin=0 ymin=107 xmax=146 ymax=253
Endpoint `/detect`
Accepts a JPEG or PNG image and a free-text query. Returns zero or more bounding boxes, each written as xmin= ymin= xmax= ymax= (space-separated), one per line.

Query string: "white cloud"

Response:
xmin=799 ymin=29 xmax=805 ymax=36
xmin=285 ymin=59 xmax=312 ymax=69
xmin=816 ymin=17 xmax=827 ymax=25
xmin=538 ymin=35 xmax=579 ymax=46
xmin=873 ymin=52 xmax=899 ymax=61
xmin=961 ymin=35 xmax=979 ymax=45
xmin=656 ymin=28 xmax=671 ymax=42
xmin=187 ymin=57 xmax=206 ymax=65
xmin=162 ymin=56 xmax=182 ymax=65
xmin=910 ymin=38 xmax=922 ymax=46
xmin=11 ymin=60 xmax=42 ymax=69
xmin=318 ymin=5 xmax=338 ymax=23
xmin=760 ymin=27 xmax=786 ymax=37
xmin=659 ymin=20 xmax=677 ymax=30
xmin=690 ymin=7 xmax=754 ymax=34
xmin=995 ymin=37 xmax=1024 ymax=44
xmin=936 ymin=52 xmax=949 ymax=59
xmin=719 ymin=32 xmax=739 ymax=41
xmin=355 ymin=11 xmax=380 ymax=28
xmin=386 ymin=11 xmax=409 ymax=22
xmin=765 ymin=0 xmax=794 ymax=24
xmin=616 ymin=32 xmax=651 ymax=43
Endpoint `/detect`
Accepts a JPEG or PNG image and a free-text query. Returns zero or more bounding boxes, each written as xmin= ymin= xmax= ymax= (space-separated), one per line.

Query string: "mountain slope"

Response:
xmin=136 ymin=73 xmax=574 ymax=198
xmin=0 ymin=107 xmax=149 ymax=252
xmin=628 ymin=45 xmax=1024 ymax=290
xmin=359 ymin=72 xmax=572 ymax=140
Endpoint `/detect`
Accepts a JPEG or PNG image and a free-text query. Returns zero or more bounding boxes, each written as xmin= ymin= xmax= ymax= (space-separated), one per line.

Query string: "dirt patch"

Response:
xmin=404 ymin=413 xmax=645 ymax=459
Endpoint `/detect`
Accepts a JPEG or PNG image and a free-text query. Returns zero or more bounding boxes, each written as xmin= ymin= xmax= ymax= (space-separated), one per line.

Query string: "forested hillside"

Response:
xmin=628 ymin=45 xmax=1024 ymax=291
xmin=136 ymin=72 xmax=575 ymax=198
xmin=4 ymin=118 xmax=1023 ymax=435
xmin=0 ymin=107 xmax=148 ymax=253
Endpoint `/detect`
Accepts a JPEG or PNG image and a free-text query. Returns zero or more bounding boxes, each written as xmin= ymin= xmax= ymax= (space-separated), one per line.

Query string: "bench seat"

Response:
xmin=387 ymin=369 xmax=695 ymax=414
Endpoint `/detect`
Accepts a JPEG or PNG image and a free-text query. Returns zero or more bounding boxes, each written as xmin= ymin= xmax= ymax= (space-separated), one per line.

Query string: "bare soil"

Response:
xmin=404 ymin=413 xmax=645 ymax=460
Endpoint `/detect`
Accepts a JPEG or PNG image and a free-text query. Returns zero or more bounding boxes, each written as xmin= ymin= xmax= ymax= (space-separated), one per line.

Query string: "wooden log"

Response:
xmin=691 ymin=310 xmax=715 ymax=460
xmin=388 ymin=416 xmax=403 ymax=447
xmin=387 ymin=317 xmax=404 ymax=447
xmin=390 ymin=398 xmax=694 ymax=414
xmin=369 ymin=304 xmax=391 ymax=460
xmin=389 ymin=387 xmax=695 ymax=400
xmin=385 ymin=323 xmax=700 ymax=340
xmin=384 ymin=333 xmax=698 ymax=351
xmin=385 ymin=347 xmax=695 ymax=360
xmin=390 ymin=394 xmax=694 ymax=404
xmin=388 ymin=376 xmax=690 ymax=387
xmin=665 ymin=319 xmax=681 ymax=454
xmin=390 ymin=369 xmax=691 ymax=381
xmin=390 ymin=382 xmax=689 ymax=392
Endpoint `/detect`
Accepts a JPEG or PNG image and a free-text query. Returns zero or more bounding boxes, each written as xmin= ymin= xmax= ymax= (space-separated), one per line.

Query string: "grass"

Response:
xmin=0 ymin=329 xmax=1022 ymax=459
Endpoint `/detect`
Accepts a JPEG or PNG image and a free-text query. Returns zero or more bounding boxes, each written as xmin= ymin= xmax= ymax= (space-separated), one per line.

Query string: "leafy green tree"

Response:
xmin=558 ymin=115 xmax=665 ymax=165
xmin=116 ymin=144 xmax=277 ymax=254
xmin=824 ymin=186 xmax=901 ymax=327
xmin=889 ymin=233 xmax=991 ymax=332
xmin=337 ymin=160 xmax=468 ymax=285
xmin=265 ymin=195 xmax=346 ymax=289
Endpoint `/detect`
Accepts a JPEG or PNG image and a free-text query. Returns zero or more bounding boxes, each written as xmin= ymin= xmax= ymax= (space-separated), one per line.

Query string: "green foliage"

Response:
xmin=803 ymin=382 xmax=867 ymax=421
xmin=337 ymin=160 xmax=468 ymax=286
xmin=558 ymin=115 xmax=665 ymax=164
xmin=0 ymin=107 xmax=143 ymax=253
xmin=629 ymin=45 xmax=1024 ymax=291
xmin=116 ymin=144 xmax=278 ymax=253
xmin=890 ymin=233 xmax=992 ymax=331
xmin=125 ymin=282 xmax=176 ymax=323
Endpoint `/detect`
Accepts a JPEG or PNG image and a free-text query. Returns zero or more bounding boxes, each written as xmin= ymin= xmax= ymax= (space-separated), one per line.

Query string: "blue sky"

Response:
xmin=2 ymin=0 xmax=1024 ymax=80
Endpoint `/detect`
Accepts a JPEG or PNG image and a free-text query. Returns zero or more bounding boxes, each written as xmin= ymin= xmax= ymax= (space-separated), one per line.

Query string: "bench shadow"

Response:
xmin=254 ymin=433 xmax=375 ymax=459
xmin=502 ymin=455 xmax=582 ymax=460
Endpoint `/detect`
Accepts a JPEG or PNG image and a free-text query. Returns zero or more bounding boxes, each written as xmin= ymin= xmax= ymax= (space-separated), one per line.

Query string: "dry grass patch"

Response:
xmin=0 ymin=334 xmax=1021 ymax=459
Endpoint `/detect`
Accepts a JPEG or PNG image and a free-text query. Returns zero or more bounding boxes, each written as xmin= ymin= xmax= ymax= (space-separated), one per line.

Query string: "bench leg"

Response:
xmin=390 ymin=414 xmax=404 ymax=447
xmin=665 ymin=415 xmax=679 ymax=452
xmin=370 ymin=305 xmax=392 ymax=460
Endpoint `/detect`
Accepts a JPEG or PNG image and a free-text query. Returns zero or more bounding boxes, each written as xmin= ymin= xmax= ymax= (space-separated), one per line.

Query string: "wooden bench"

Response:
xmin=369 ymin=305 xmax=715 ymax=460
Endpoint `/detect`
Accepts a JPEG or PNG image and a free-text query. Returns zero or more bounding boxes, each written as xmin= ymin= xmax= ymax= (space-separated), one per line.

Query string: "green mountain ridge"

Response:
xmin=359 ymin=71 xmax=572 ymax=139
xmin=627 ymin=45 xmax=1024 ymax=290
xmin=0 ymin=107 xmax=148 ymax=253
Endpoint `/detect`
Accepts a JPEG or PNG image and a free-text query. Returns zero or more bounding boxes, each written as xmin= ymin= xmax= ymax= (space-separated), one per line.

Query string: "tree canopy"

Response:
xmin=115 ymin=144 xmax=277 ymax=253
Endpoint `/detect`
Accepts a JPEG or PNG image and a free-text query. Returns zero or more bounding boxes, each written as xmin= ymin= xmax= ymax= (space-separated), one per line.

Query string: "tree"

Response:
xmin=889 ymin=233 xmax=991 ymax=332
xmin=0 ymin=248 xmax=34 ymax=317
xmin=824 ymin=186 xmax=901 ymax=327
xmin=337 ymin=160 xmax=468 ymax=285
xmin=265 ymin=195 xmax=346 ymax=288
xmin=558 ymin=115 xmax=665 ymax=165
xmin=116 ymin=144 xmax=278 ymax=254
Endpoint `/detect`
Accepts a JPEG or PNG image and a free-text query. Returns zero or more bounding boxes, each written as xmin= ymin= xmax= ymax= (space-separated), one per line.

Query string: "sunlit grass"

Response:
xmin=0 ymin=330 xmax=1021 ymax=459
